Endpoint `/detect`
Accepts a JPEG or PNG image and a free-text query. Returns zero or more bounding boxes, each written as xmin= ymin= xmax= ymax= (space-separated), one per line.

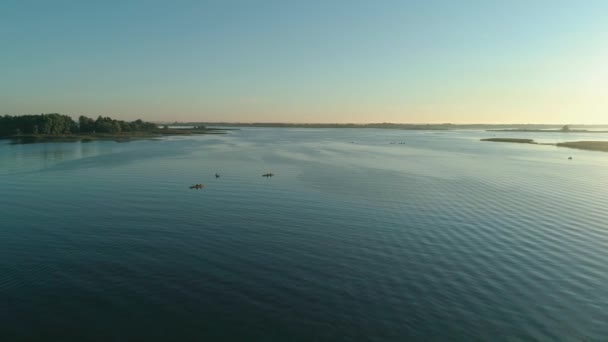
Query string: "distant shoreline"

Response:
xmin=487 ymin=129 xmax=608 ymax=133
xmin=1 ymin=128 xmax=227 ymax=144
xmin=1 ymin=114 xmax=229 ymax=144
xmin=163 ymin=122 xmax=608 ymax=131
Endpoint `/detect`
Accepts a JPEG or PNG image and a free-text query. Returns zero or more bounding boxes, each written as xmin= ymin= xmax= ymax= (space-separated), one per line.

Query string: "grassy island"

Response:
xmin=0 ymin=114 xmax=226 ymax=143
xmin=486 ymin=129 xmax=608 ymax=133
xmin=481 ymin=138 xmax=536 ymax=144
xmin=555 ymin=141 xmax=608 ymax=152
xmin=481 ymin=137 xmax=608 ymax=153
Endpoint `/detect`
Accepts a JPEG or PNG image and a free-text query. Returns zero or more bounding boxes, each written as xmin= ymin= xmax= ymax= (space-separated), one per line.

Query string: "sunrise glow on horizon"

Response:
xmin=2 ymin=1 xmax=607 ymax=124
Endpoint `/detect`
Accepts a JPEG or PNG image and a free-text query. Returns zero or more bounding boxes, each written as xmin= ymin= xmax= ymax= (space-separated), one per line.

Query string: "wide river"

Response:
xmin=1 ymin=128 xmax=607 ymax=340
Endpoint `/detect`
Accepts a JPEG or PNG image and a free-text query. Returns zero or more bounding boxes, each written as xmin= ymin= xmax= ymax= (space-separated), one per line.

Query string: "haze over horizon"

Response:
xmin=2 ymin=1 xmax=607 ymax=124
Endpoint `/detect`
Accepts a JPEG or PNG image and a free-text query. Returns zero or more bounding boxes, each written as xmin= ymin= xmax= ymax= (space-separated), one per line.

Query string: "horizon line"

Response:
xmin=160 ymin=121 xmax=608 ymax=126
xmin=3 ymin=113 xmax=608 ymax=126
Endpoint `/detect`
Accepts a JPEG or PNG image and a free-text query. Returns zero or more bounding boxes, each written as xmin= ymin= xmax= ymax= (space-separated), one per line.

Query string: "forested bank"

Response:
xmin=0 ymin=114 xmax=158 ymax=136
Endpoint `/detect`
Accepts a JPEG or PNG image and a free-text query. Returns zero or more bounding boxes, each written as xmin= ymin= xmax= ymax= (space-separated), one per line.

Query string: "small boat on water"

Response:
xmin=215 ymin=173 xmax=220 ymax=178
xmin=190 ymin=184 xmax=205 ymax=189
xmin=262 ymin=173 xmax=274 ymax=177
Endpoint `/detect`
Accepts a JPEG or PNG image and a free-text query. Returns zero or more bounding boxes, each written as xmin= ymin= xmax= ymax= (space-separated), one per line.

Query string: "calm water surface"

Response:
xmin=1 ymin=128 xmax=608 ymax=340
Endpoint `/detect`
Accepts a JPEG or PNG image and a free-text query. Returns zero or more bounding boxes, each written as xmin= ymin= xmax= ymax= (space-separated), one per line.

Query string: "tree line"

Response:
xmin=0 ymin=114 xmax=158 ymax=136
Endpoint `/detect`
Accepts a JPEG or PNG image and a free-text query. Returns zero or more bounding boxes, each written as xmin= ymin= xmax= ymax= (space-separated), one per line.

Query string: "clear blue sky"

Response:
xmin=2 ymin=0 xmax=607 ymax=123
